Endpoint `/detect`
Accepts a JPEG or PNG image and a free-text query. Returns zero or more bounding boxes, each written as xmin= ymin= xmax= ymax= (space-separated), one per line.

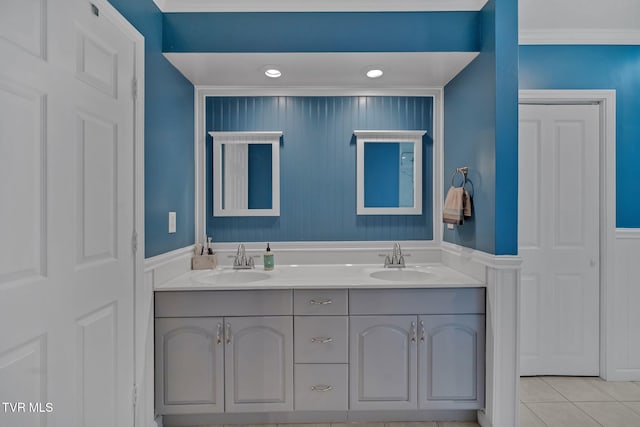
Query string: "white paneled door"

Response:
xmin=0 ymin=0 xmax=138 ymax=426
xmin=519 ymin=104 xmax=600 ymax=376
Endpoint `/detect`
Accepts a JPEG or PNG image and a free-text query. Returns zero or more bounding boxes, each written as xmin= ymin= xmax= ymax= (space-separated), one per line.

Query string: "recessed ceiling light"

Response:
xmin=264 ymin=68 xmax=282 ymax=78
xmin=366 ymin=69 xmax=384 ymax=79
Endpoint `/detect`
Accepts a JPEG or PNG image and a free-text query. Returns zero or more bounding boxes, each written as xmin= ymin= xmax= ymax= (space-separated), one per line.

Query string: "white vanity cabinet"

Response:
xmin=349 ymin=289 xmax=485 ymax=411
xmin=154 ymin=287 xmax=485 ymax=420
xmin=155 ymin=290 xmax=294 ymax=414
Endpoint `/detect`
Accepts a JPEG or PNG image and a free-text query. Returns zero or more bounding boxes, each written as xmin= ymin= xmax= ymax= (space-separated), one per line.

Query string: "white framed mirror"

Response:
xmin=209 ymin=131 xmax=281 ymax=217
xmin=355 ymin=130 xmax=426 ymax=215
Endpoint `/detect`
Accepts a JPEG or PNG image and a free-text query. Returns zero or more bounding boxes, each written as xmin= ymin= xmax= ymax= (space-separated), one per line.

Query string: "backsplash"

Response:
xmin=206 ymin=96 xmax=434 ymax=242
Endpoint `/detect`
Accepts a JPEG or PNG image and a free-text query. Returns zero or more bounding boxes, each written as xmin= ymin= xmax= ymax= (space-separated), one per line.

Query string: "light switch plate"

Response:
xmin=168 ymin=211 xmax=176 ymax=233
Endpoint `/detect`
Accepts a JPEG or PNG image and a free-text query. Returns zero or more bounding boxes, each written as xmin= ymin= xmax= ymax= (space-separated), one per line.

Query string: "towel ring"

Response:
xmin=450 ymin=167 xmax=468 ymax=188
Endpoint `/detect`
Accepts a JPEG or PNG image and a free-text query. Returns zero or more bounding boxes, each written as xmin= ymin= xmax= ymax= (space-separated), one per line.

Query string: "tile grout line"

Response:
xmin=522 ymin=402 xmax=549 ymax=427
xmin=568 ymin=401 xmax=605 ymax=427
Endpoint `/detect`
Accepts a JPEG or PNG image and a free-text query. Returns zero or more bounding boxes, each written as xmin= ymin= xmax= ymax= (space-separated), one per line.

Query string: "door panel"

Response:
xmin=418 ymin=315 xmax=485 ymax=409
xmin=349 ymin=315 xmax=417 ymax=410
xmin=519 ymin=104 xmax=600 ymax=375
xmin=0 ymin=1 xmax=137 ymax=426
xmin=225 ymin=316 xmax=293 ymax=412
xmin=155 ymin=318 xmax=224 ymax=414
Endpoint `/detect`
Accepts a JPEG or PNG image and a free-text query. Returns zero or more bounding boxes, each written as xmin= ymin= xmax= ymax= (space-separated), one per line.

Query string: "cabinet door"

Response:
xmin=155 ymin=317 xmax=224 ymax=414
xmin=225 ymin=316 xmax=293 ymax=412
xmin=349 ymin=315 xmax=418 ymax=410
xmin=418 ymin=315 xmax=485 ymax=409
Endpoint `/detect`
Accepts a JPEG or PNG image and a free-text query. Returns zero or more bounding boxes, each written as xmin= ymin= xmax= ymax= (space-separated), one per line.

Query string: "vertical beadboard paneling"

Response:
xmin=206 ymin=96 xmax=433 ymax=242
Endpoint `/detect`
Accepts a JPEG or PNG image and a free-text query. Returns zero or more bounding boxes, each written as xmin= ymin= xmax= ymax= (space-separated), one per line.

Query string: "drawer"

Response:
xmin=154 ymin=290 xmax=292 ymax=317
xmin=294 ymin=316 xmax=348 ymax=363
xmin=294 ymin=289 xmax=348 ymax=315
xmin=349 ymin=288 xmax=485 ymax=315
xmin=294 ymin=364 xmax=348 ymax=411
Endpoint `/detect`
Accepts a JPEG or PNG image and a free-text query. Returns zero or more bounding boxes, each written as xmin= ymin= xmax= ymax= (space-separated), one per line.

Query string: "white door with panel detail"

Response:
xmin=0 ymin=0 xmax=138 ymax=426
xmin=519 ymin=104 xmax=600 ymax=376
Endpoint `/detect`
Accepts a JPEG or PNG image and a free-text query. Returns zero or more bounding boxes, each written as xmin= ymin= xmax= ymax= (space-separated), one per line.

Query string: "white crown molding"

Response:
xmin=154 ymin=0 xmax=487 ymax=13
xmin=520 ymin=28 xmax=640 ymax=45
xmin=194 ymin=86 xmax=443 ymax=97
xmin=616 ymin=228 xmax=640 ymax=239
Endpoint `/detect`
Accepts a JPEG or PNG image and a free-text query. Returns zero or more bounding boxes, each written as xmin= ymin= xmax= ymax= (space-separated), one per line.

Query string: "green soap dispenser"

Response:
xmin=263 ymin=243 xmax=274 ymax=271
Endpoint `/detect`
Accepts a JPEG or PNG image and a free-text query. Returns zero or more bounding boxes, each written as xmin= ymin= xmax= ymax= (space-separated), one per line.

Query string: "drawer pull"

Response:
xmin=311 ymin=336 xmax=333 ymax=344
xmin=309 ymin=299 xmax=333 ymax=305
xmin=311 ymin=384 xmax=333 ymax=392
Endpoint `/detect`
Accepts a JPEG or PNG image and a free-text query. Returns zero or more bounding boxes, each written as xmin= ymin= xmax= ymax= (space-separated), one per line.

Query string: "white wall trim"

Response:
xmin=194 ymin=86 xmax=444 ymax=247
xmin=616 ymin=228 xmax=640 ymax=239
xmin=154 ymin=0 xmax=488 ymax=13
xmin=519 ymin=89 xmax=617 ymax=380
xmin=145 ymin=245 xmax=193 ymax=272
xmin=519 ymin=28 xmax=640 ymax=45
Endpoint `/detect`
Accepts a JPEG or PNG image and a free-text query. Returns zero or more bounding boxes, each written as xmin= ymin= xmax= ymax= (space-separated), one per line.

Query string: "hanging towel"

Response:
xmin=443 ymin=186 xmax=472 ymax=225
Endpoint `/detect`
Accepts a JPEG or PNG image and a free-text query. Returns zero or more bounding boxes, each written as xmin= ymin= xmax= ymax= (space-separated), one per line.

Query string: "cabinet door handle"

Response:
xmin=225 ymin=323 xmax=232 ymax=344
xmin=216 ymin=323 xmax=223 ymax=344
xmin=311 ymin=336 xmax=333 ymax=344
xmin=311 ymin=384 xmax=333 ymax=392
xmin=419 ymin=320 xmax=425 ymax=342
xmin=309 ymin=299 xmax=333 ymax=305
xmin=410 ymin=321 xmax=417 ymax=343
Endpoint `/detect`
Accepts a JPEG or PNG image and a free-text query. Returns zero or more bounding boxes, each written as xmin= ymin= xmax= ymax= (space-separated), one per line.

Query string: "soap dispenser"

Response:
xmin=263 ymin=243 xmax=274 ymax=271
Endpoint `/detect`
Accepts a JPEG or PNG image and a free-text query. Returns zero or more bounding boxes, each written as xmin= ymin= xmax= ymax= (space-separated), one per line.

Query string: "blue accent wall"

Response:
xmin=520 ymin=45 xmax=640 ymax=228
xmin=163 ymin=12 xmax=480 ymax=52
xmin=206 ymin=96 xmax=433 ymax=242
xmin=443 ymin=0 xmax=519 ymax=255
xmin=107 ymin=0 xmax=195 ymax=258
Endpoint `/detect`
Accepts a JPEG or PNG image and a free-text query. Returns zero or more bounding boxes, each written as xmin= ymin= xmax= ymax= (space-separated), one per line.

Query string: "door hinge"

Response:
xmin=132 ymin=384 xmax=138 ymax=407
xmin=131 ymin=230 xmax=138 ymax=254
xmin=131 ymin=77 xmax=138 ymax=101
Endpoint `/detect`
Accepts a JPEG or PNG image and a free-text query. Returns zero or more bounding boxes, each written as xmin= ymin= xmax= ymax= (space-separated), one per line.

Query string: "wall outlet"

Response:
xmin=168 ymin=211 xmax=176 ymax=233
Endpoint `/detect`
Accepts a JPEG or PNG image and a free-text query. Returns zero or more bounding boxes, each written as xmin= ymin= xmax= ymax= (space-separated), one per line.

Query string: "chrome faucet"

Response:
xmin=384 ymin=242 xmax=406 ymax=268
xmin=232 ymin=243 xmax=254 ymax=269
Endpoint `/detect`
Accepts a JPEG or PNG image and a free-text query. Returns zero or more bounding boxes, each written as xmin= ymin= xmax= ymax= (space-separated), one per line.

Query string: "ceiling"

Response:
xmin=161 ymin=0 xmax=640 ymax=87
xmin=164 ymin=52 xmax=480 ymax=88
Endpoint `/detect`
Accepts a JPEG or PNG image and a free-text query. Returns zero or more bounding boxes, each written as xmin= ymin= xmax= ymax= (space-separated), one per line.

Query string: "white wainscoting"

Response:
xmin=141 ymin=247 xmax=193 ymax=427
xmin=610 ymin=228 xmax=640 ymax=381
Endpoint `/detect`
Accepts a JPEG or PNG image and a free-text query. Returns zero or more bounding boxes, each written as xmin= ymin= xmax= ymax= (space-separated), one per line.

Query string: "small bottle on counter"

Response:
xmin=263 ymin=243 xmax=274 ymax=271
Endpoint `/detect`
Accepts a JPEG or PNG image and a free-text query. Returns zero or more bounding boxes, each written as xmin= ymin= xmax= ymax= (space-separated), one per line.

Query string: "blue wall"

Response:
xmin=206 ymin=96 xmax=434 ymax=242
xmin=443 ymin=0 xmax=519 ymax=255
xmin=107 ymin=0 xmax=195 ymax=257
xmin=163 ymin=12 xmax=480 ymax=53
xmin=520 ymin=45 xmax=640 ymax=228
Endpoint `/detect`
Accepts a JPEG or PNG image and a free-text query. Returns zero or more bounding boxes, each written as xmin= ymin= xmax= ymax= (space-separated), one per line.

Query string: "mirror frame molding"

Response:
xmin=209 ymin=131 xmax=282 ymax=217
xmin=354 ymin=130 xmax=426 ymax=215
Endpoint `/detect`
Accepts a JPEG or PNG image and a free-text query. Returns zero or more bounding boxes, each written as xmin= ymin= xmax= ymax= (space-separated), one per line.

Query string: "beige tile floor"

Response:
xmin=184 ymin=378 xmax=640 ymax=427
xmin=520 ymin=377 xmax=640 ymax=427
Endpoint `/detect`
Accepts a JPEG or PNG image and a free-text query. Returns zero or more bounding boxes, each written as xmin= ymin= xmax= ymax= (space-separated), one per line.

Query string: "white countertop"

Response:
xmin=154 ymin=263 xmax=484 ymax=291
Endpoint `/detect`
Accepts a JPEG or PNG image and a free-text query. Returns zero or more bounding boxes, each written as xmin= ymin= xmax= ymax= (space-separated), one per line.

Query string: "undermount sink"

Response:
xmin=199 ymin=270 xmax=270 ymax=285
xmin=369 ymin=269 xmax=433 ymax=282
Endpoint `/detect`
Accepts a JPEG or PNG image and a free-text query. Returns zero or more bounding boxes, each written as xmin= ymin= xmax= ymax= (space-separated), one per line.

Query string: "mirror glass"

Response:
xmin=364 ymin=142 xmax=415 ymax=208
xmin=210 ymin=131 xmax=281 ymax=217
xmin=356 ymin=130 xmax=425 ymax=215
